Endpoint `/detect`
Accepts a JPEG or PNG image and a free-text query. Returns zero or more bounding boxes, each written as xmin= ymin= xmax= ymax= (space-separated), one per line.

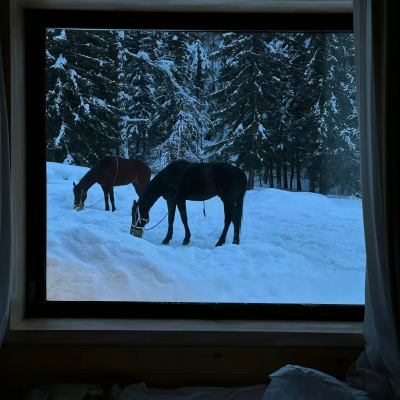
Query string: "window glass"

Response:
xmin=45 ymin=29 xmax=365 ymax=304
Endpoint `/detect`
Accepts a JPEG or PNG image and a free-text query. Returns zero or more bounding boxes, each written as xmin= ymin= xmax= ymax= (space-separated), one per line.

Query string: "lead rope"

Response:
xmin=203 ymin=201 xmax=206 ymax=217
xmin=84 ymin=157 xmax=119 ymax=210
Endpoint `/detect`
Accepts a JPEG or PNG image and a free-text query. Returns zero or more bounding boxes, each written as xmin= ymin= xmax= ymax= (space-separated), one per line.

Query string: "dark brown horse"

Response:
xmin=73 ymin=156 xmax=151 ymax=212
xmin=130 ymin=160 xmax=247 ymax=247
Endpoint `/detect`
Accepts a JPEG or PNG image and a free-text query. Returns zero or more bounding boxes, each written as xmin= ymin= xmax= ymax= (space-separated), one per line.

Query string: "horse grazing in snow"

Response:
xmin=73 ymin=156 xmax=151 ymax=212
xmin=130 ymin=160 xmax=247 ymax=247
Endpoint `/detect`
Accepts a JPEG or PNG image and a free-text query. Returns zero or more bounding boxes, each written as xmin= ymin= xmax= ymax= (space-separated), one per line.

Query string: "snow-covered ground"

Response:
xmin=46 ymin=162 xmax=366 ymax=304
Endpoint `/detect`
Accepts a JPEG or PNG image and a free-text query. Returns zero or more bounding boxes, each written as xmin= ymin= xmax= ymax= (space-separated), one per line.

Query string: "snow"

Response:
xmin=54 ymin=30 xmax=66 ymax=41
xmin=330 ymin=94 xmax=338 ymax=113
xmin=54 ymin=123 xmax=66 ymax=147
xmin=63 ymin=154 xmax=74 ymax=164
xmin=157 ymin=60 xmax=174 ymax=78
xmin=68 ymin=69 xmax=78 ymax=89
xmin=92 ymin=97 xmax=106 ymax=107
xmin=51 ymin=54 xmax=67 ymax=69
xmin=46 ymin=162 xmax=366 ymax=303
xmin=136 ymin=51 xmax=150 ymax=60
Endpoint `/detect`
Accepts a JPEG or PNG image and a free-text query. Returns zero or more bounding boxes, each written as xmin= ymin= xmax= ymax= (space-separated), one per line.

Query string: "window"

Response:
xmin=26 ymin=10 xmax=363 ymax=320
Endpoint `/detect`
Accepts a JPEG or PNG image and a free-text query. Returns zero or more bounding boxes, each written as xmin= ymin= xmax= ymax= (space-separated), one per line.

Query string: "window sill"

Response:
xmin=4 ymin=318 xmax=364 ymax=347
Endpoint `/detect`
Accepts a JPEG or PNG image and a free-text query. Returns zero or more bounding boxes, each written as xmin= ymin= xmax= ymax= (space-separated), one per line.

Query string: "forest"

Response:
xmin=46 ymin=29 xmax=360 ymax=195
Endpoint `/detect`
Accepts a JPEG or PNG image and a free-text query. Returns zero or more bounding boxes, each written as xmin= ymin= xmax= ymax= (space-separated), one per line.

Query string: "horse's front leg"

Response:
xmin=102 ymin=186 xmax=110 ymax=211
xmin=216 ymin=200 xmax=233 ymax=247
xmin=109 ymin=188 xmax=116 ymax=212
xmin=177 ymin=199 xmax=191 ymax=245
xmin=162 ymin=199 xmax=176 ymax=245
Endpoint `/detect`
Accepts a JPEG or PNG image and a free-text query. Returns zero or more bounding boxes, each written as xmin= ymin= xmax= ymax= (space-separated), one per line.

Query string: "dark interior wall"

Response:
xmin=0 ymin=0 xmax=11 ymax=134
xmin=0 ymin=345 xmax=362 ymax=398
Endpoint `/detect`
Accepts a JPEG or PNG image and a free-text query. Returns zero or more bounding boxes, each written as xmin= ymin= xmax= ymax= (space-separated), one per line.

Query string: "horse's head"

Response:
xmin=73 ymin=181 xmax=87 ymax=211
xmin=130 ymin=199 xmax=149 ymax=238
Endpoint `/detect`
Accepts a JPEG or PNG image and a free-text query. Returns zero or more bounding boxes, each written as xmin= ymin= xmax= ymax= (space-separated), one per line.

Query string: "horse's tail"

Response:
xmin=146 ymin=164 xmax=151 ymax=184
xmin=235 ymin=172 xmax=247 ymax=233
xmin=141 ymin=161 xmax=151 ymax=184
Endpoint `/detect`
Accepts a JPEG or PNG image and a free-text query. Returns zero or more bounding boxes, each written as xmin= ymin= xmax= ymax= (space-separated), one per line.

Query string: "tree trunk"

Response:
xmin=276 ymin=157 xmax=282 ymax=189
xmin=283 ymin=162 xmax=288 ymax=190
xmin=136 ymin=138 xmax=140 ymax=157
xmin=319 ymin=163 xmax=326 ymax=195
xmin=264 ymin=166 xmax=269 ymax=186
xmin=269 ymin=163 xmax=274 ymax=188
xmin=290 ymin=163 xmax=294 ymax=191
xmin=247 ymin=169 xmax=255 ymax=190
xmin=309 ymin=162 xmax=316 ymax=192
xmin=296 ymin=147 xmax=302 ymax=191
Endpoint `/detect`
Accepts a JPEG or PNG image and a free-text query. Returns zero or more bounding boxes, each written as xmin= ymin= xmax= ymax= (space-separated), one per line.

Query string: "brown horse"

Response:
xmin=73 ymin=156 xmax=151 ymax=212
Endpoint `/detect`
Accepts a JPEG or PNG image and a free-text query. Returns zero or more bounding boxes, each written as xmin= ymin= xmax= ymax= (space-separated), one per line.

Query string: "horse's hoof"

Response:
xmin=232 ymin=240 xmax=239 ymax=245
xmin=162 ymin=240 xmax=170 ymax=245
xmin=182 ymin=239 xmax=190 ymax=245
xmin=215 ymin=242 xmax=223 ymax=247
xmin=112 ymin=209 xmax=116 ymax=212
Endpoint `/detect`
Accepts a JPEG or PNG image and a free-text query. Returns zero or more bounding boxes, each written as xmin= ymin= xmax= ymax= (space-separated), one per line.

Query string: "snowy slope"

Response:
xmin=47 ymin=162 xmax=366 ymax=304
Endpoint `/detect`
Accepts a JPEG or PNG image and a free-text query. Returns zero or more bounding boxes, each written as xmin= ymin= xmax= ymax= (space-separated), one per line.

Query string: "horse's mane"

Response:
xmin=76 ymin=165 xmax=98 ymax=191
xmin=134 ymin=161 xmax=186 ymax=212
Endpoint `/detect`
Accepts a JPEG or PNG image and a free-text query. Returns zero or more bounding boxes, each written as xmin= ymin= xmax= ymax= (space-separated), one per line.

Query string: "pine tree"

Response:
xmin=279 ymin=33 xmax=326 ymax=191
xmin=119 ymin=31 xmax=159 ymax=161
xmin=46 ymin=29 xmax=122 ymax=166
xmin=319 ymin=33 xmax=360 ymax=196
xmin=207 ymin=32 xmax=281 ymax=189
xmin=45 ymin=30 xmax=360 ymax=195
xmin=150 ymin=32 xmax=209 ymax=172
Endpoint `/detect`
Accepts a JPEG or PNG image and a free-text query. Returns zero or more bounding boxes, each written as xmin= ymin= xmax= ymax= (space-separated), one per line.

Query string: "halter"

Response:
xmin=79 ymin=189 xmax=85 ymax=210
xmin=73 ymin=188 xmax=86 ymax=211
xmin=131 ymin=206 xmax=150 ymax=231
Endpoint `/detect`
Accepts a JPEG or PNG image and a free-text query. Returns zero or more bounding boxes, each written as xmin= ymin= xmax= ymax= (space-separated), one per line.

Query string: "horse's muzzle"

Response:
xmin=73 ymin=204 xmax=84 ymax=211
xmin=130 ymin=228 xmax=143 ymax=238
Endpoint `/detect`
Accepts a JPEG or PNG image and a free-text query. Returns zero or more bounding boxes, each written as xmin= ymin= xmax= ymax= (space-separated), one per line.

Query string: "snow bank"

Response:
xmin=47 ymin=162 xmax=366 ymax=303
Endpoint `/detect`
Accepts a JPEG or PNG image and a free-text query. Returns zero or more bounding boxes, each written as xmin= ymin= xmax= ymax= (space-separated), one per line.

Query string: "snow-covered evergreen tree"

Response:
xmin=118 ymin=30 xmax=159 ymax=160
xmin=207 ymin=32 xmax=281 ymax=189
xmin=46 ymin=29 xmax=122 ymax=166
xmin=150 ymin=32 xmax=209 ymax=172
xmin=45 ymin=30 xmax=360 ymax=195
xmin=319 ymin=33 xmax=360 ymax=196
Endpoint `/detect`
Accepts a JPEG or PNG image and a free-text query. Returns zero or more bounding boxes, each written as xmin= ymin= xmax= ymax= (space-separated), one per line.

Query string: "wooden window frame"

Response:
xmin=6 ymin=1 xmax=363 ymax=347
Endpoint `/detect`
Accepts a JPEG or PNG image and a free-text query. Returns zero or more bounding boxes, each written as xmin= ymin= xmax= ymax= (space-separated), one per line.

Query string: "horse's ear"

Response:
xmin=73 ymin=182 xmax=76 ymax=187
xmin=133 ymin=199 xmax=137 ymax=205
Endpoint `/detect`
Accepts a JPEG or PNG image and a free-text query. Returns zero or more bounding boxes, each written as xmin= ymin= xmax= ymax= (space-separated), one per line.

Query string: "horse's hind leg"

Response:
xmin=177 ymin=199 xmax=191 ymax=245
xmin=216 ymin=200 xmax=233 ymax=247
xmin=102 ymin=186 xmax=110 ymax=211
xmin=132 ymin=182 xmax=143 ymax=199
xmin=232 ymin=214 xmax=240 ymax=245
xmin=110 ymin=188 xmax=116 ymax=212
xmin=162 ymin=198 xmax=176 ymax=245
